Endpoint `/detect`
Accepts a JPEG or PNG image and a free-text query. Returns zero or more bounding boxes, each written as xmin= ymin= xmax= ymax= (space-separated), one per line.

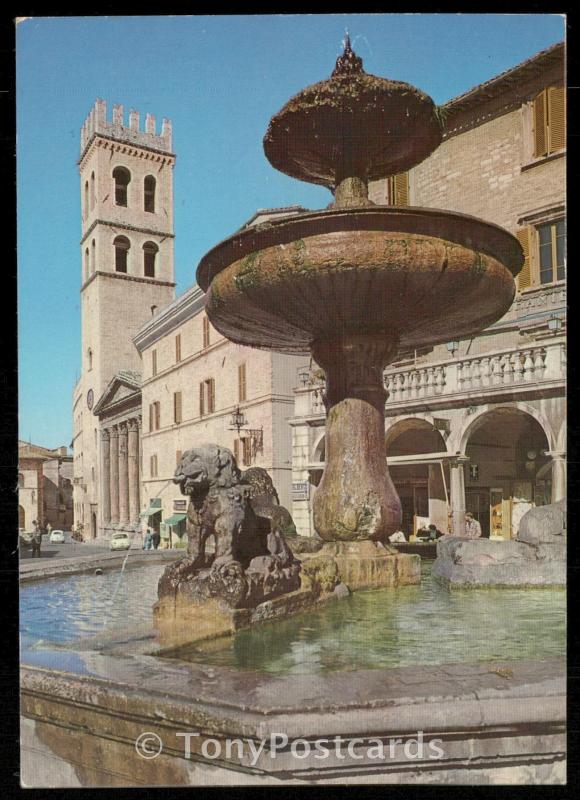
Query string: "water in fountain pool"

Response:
xmin=20 ymin=561 xmax=565 ymax=674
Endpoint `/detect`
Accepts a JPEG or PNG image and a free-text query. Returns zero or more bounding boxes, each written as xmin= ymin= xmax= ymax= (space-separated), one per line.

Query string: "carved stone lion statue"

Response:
xmin=158 ymin=444 xmax=301 ymax=609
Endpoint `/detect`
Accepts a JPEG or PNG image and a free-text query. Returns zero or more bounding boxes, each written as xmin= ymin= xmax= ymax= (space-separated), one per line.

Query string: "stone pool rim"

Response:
xmin=20 ymin=655 xmax=565 ymax=783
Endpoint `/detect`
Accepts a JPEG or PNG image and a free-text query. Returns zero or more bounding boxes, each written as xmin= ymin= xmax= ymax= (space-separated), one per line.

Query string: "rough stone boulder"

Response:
xmin=432 ymin=502 xmax=566 ymax=588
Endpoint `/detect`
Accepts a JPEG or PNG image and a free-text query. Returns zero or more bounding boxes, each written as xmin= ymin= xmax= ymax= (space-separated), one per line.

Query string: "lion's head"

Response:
xmin=174 ymin=444 xmax=241 ymax=497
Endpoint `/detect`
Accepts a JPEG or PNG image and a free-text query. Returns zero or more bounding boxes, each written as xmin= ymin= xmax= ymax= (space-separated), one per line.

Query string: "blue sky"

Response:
xmin=16 ymin=13 xmax=565 ymax=449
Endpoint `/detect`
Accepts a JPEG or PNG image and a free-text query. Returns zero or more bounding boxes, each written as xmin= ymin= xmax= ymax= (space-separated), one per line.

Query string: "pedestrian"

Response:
xmin=143 ymin=527 xmax=153 ymax=550
xmin=465 ymin=512 xmax=482 ymax=539
xmin=31 ymin=520 xmax=42 ymax=558
xmin=46 ymin=522 xmax=52 ymax=538
xmin=152 ymin=529 xmax=161 ymax=550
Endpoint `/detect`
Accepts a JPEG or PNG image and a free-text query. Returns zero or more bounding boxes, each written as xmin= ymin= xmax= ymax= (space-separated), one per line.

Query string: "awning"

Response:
xmin=163 ymin=513 xmax=187 ymax=527
xmin=140 ymin=507 xmax=162 ymax=518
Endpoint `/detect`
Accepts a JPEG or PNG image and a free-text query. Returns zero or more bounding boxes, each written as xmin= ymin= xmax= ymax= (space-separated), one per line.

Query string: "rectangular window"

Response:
xmin=150 ymin=454 xmax=158 ymax=478
xmin=152 ymin=349 xmax=158 ymax=377
xmin=154 ymin=401 xmax=161 ymax=430
xmin=199 ymin=378 xmax=215 ymax=416
xmin=233 ymin=438 xmax=251 ymax=466
xmin=176 ymin=450 xmax=182 ymax=465
xmin=538 ymin=220 xmax=566 ymax=285
xmin=238 ymin=363 xmax=247 ymax=402
xmin=175 ymin=334 xmax=181 ymax=363
xmin=202 ymin=316 xmax=210 ymax=349
xmin=173 ymin=391 xmax=182 ymax=424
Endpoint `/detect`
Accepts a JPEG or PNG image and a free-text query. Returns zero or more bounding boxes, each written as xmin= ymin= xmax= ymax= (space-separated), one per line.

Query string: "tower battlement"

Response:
xmin=80 ymin=99 xmax=173 ymax=156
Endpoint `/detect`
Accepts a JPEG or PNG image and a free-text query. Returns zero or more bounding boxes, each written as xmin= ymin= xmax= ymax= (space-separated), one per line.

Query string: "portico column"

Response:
xmin=118 ymin=422 xmax=129 ymax=524
xmin=101 ymin=429 xmax=111 ymax=525
xmin=449 ymin=456 xmax=468 ymax=536
xmin=549 ymin=451 xmax=566 ymax=503
xmin=109 ymin=425 xmax=119 ymax=523
xmin=128 ymin=418 xmax=140 ymax=522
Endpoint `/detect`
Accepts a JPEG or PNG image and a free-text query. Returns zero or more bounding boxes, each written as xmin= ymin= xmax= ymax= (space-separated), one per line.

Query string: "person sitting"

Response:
xmin=416 ymin=523 xmax=431 ymax=541
xmin=428 ymin=523 xmax=444 ymax=540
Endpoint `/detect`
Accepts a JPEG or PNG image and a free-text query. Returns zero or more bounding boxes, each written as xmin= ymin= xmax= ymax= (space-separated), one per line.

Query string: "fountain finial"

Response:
xmin=332 ymin=31 xmax=364 ymax=76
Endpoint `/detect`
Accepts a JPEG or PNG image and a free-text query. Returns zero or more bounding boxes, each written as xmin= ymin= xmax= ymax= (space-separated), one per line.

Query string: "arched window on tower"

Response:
xmin=144 ymin=175 xmax=156 ymax=213
xmin=91 ymin=239 xmax=96 ymax=273
xmin=88 ymin=348 xmax=93 ymax=371
xmin=84 ymin=248 xmax=89 ymax=282
xmin=84 ymin=181 xmax=89 ymax=220
xmin=90 ymin=171 xmax=95 ymax=211
xmin=114 ymin=235 xmax=130 ymax=273
xmin=143 ymin=241 xmax=158 ymax=278
xmin=112 ymin=166 xmax=131 ymax=207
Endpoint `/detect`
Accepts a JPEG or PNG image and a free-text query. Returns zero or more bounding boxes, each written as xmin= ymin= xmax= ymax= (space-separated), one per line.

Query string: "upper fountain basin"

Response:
xmin=263 ymin=41 xmax=442 ymax=186
xmin=197 ymin=206 xmax=523 ymax=356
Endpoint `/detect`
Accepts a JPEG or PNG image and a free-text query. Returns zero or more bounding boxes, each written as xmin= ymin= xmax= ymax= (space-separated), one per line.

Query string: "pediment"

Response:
xmin=93 ymin=372 xmax=142 ymax=417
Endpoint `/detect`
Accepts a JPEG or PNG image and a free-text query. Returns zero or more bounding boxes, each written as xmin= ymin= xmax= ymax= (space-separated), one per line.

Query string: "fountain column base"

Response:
xmin=306 ymin=541 xmax=421 ymax=592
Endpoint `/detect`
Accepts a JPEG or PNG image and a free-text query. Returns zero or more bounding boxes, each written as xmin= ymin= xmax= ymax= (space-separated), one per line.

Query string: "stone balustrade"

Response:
xmin=303 ymin=340 xmax=565 ymax=415
xmin=384 ymin=341 xmax=564 ymax=407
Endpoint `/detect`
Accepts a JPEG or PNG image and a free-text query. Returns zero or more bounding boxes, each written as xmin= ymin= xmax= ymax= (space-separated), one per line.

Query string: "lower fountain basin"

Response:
xmin=199 ymin=207 xmax=522 ymax=355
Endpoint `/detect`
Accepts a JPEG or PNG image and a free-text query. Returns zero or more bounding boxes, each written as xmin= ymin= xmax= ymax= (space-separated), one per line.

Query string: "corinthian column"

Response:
xmin=118 ymin=422 xmax=129 ymax=524
xmin=101 ymin=429 xmax=111 ymax=525
xmin=109 ymin=425 xmax=119 ymax=523
xmin=128 ymin=418 xmax=140 ymax=522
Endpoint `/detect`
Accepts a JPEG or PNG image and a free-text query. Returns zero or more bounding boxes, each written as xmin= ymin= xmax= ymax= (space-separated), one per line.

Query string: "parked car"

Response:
xmin=110 ymin=532 xmax=131 ymax=551
xmin=49 ymin=530 xmax=65 ymax=544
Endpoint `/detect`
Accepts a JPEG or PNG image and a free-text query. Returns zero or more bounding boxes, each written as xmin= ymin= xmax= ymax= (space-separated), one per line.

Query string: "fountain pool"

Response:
xmin=20 ymin=561 xmax=565 ymax=674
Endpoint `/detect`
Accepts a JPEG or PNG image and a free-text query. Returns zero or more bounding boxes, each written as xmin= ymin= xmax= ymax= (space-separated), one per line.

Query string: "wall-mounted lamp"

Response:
xmin=446 ymin=340 xmax=460 ymax=355
xmin=298 ymin=369 xmax=310 ymax=387
xmin=229 ymin=406 xmax=264 ymax=457
xmin=548 ymin=315 xmax=563 ymax=332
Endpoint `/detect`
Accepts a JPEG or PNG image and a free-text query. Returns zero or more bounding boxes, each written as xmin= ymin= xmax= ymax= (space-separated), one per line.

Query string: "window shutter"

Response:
xmin=176 ymin=450 xmax=182 ymax=465
xmin=149 ymin=403 xmax=153 ymax=432
xmin=548 ymin=86 xmax=565 ymax=153
xmin=533 ymin=90 xmax=547 ymax=158
xmin=155 ymin=402 xmax=161 ymax=430
xmin=516 ymin=227 xmax=533 ymax=291
xmin=209 ymin=379 xmax=215 ymax=413
xmin=174 ymin=392 xmax=182 ymax=424
xmin=238 ymin=363 xmax=247 ymax=402
xmin=393 ymin=172 xmax=409 ymax=206
xmin=175 ymin=334 xmax=181 ymax=363
xmin=199 ymin=382 xmax=205 ymax=416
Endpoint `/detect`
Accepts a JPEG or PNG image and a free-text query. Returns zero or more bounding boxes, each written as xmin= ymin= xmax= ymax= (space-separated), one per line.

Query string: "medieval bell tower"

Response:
xmin=73 ymin=100 xmax=176 ymax=537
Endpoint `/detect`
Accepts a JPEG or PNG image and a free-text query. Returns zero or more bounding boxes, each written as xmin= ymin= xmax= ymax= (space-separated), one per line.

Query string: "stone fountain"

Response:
xmin=155 ymin=38 xmax=523 ymax=645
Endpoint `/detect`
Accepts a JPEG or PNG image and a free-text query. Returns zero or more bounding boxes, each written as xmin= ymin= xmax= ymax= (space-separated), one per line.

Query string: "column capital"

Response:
xmin=101 ymin=428 xmax=110 ymax=441
xmin=109 ymin=424 xmax=119 ymax=438
xmin=127 ymin=417 xmax=139 ymax=432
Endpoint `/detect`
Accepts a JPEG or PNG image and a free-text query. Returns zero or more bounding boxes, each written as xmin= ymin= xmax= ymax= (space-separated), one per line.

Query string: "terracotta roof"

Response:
xmin=18 ymin=441 xmax=65 ymax=460
xmin=443 ymin=41 xmax=564 ymax=116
